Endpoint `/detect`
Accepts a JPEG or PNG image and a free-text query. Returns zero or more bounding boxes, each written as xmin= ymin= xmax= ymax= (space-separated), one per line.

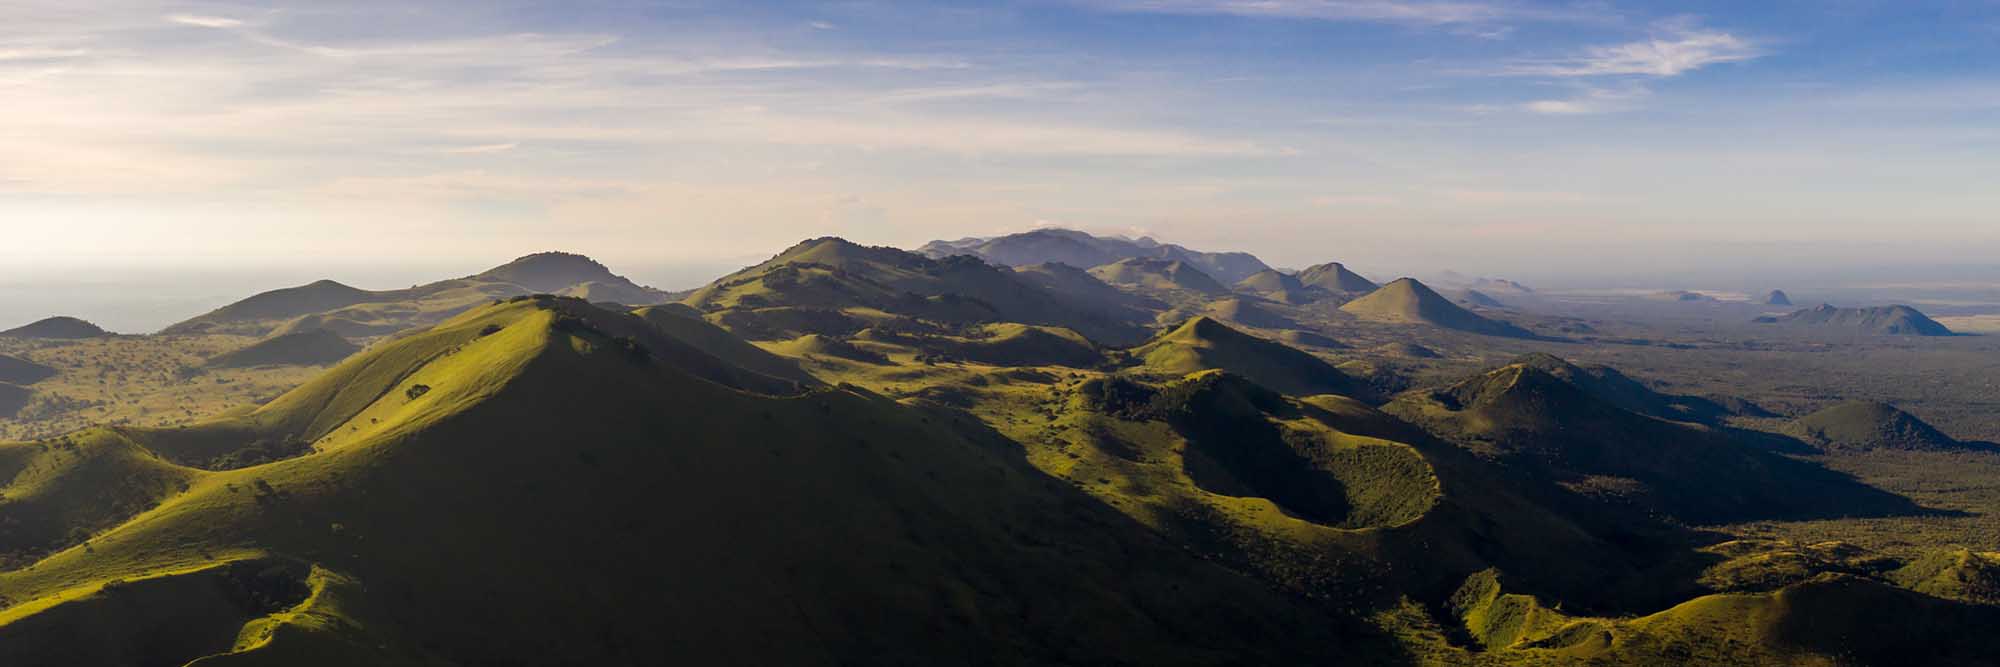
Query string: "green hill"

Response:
xmin=1383 ymin=361 xmax=1923 ymax=524
xmin=1754 ymin=304 xmax=1953 ymax=336
xmin=163 ymin=253 xmax=669 ymax=337
xmin=687 ymin=237 xmax=1146 ymax=345
xmin=1296 ymin=262 xmax=1379 ymax=293
xmin=0 ymin=355 xmax=55 ymax=385
xmin=0 ymin=317 xmax=109 ymax=339
xmin=1233 ymin=269 xmax=1313 ymax=304
xmin=1340 ymin=278 xmax=1533 ymax=338
xmin=204 ymin=330 xmax=361 ymax=370
xmin=1784 ymin=400 xmax=1967 ymax=452
xmin=1126 ymin=317 xmax=1368 ymax=399
xmin=1088 ymin=257 xmax=1230 ymax=297
xmin=0 ymin=297 xmax=1360 ymax=666
xmin=920 ymin=228 xmax=1272 ymax=284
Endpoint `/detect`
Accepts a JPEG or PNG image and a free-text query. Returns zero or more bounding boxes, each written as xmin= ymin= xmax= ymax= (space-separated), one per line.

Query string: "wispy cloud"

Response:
xmin=1502 ymin=22 xmax=1763 ymax=77
xmin=1523 ymin=85 xmax=1651 ymax=114
xmin=166 ymin=14 xmax=243 ymax=29
xmin=1077 ymin=0 xmax=1587 ymax=25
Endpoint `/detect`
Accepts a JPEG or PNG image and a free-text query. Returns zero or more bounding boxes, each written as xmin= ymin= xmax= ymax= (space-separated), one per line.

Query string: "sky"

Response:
xmin=3 ymin=0 xmax=1999 ymax=295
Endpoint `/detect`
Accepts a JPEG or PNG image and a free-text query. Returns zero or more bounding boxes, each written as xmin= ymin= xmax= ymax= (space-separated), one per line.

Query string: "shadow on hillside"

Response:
xmin=911 ymin=399 xmax=1428 ymax=666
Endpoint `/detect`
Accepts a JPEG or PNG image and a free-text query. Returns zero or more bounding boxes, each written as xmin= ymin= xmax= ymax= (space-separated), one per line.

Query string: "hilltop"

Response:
xmin=685 ymin=237 xmax=1146 ymax=345
xmin=1765 ymin=290 xmax=1794 ymax=306
xmin=1755 ymin=304 xmax=1953 ymax=336
xmin=1125 ymin=317 xmax=1366 ymax=398
xmin=1089 ymin=257 xmax=1231 ymax=297
xmin=919 ymin=228 xmax=1271 ymax=284
xmin=1340 ymin=278 xmax=1534 ymax=338
xmin=0 ymin=317 xmax=108 ymax=339
xmin=1296 ymin=262 xmax=1379 ymax=293
xmin=1785 ymin=401 xmax=1971 ymax=452
xmin=1233 ymin=269 xmax=1314 ymax=304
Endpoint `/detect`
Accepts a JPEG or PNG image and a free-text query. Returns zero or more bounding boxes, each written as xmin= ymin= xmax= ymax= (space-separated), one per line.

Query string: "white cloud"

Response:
xmin=167 ymin=14 xmax=243 ymax=29
xmin=1504 ymin=24 xmax=1762 ymax=77
xmin=1522 ymin=85 xmax=1651 ymax=114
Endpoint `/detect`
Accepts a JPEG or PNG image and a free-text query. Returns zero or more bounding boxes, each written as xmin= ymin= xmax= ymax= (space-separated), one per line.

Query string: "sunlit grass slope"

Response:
xmin=0 ymin=296 xmax=1371 ymax=666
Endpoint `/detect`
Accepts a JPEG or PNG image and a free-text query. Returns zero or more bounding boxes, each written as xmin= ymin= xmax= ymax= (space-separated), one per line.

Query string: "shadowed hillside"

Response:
xmin=204 ymin=330 xmax=360 ymax=369
xmin=0 ymin=317 xmax=108 ymax=339
xmin=1784 ymin=401 xmax=1972 ymax=452
xmin=1383 ymin=361 xmax=1927 ymax=524
xmin=0 ymin=355 xmax=55 ymax=386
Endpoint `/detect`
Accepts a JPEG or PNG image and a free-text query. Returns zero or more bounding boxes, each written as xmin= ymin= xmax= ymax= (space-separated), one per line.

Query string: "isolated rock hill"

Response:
xmin=1339 ymin=278 xmax=1533 ymax=338
xmin=1295 ymin=262 xmax=1379 ymax=293
xmin=919 ymin=228 xmax=1272 ymax=284
xmin=1785 ymin=401 xmax=1969 ymax=452
xmin=1755 ymin=304 xmax=1952 ymax=336
xmin=0 ymin=316 xmax=108 ymax=339
xmin=1765 ymin=290 xmax=1794 ymax=306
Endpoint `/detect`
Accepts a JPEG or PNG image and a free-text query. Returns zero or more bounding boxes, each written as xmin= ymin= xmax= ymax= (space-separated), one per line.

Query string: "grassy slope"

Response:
xmin=0 ymin=299 xmax=1380 ymax=666
xmin=1128 ymin=317 xmax=1367 ymax=399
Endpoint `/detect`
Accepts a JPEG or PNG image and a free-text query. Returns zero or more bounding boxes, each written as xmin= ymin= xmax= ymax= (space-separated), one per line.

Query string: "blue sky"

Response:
xmin=2 ymin=0 xmax=1998 ymax=281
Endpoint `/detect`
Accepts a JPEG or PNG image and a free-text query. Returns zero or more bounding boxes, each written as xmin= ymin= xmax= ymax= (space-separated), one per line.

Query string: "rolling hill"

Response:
xmin=0 ymin=317 xmax=109 ymax=339
xmin=1340 ymin=278 xmax=1534 ymax=338
xmin=0 ymin=296 xmax=1361 ymax=666
xmin=919 ymin=227 xmax=1271 ymax=284
xmin=163 ymin=253 xmax=670 ymax=338
xmin=1755 ymin=304 xmax=1953 ymax=336
xmin=1232 ymin=269 xmax=1313 ymax=304
xmin=1088 ymin=257 xmax=1231 ymax=297
xmin=203 ymin=330 xmax=361 ymax=369
xmin=1296 ymin=262 xmax=1379 ymax=293
xmin=685 ymin=237 xmax=1147 ymax=345
xmin=1382 ymin=361 xmax=1922 ymax=524
xmin=1784 ymin=401 xmax=1969 ymax=452
xmin=1125 ymin=317 xmax=1367 ymax=398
